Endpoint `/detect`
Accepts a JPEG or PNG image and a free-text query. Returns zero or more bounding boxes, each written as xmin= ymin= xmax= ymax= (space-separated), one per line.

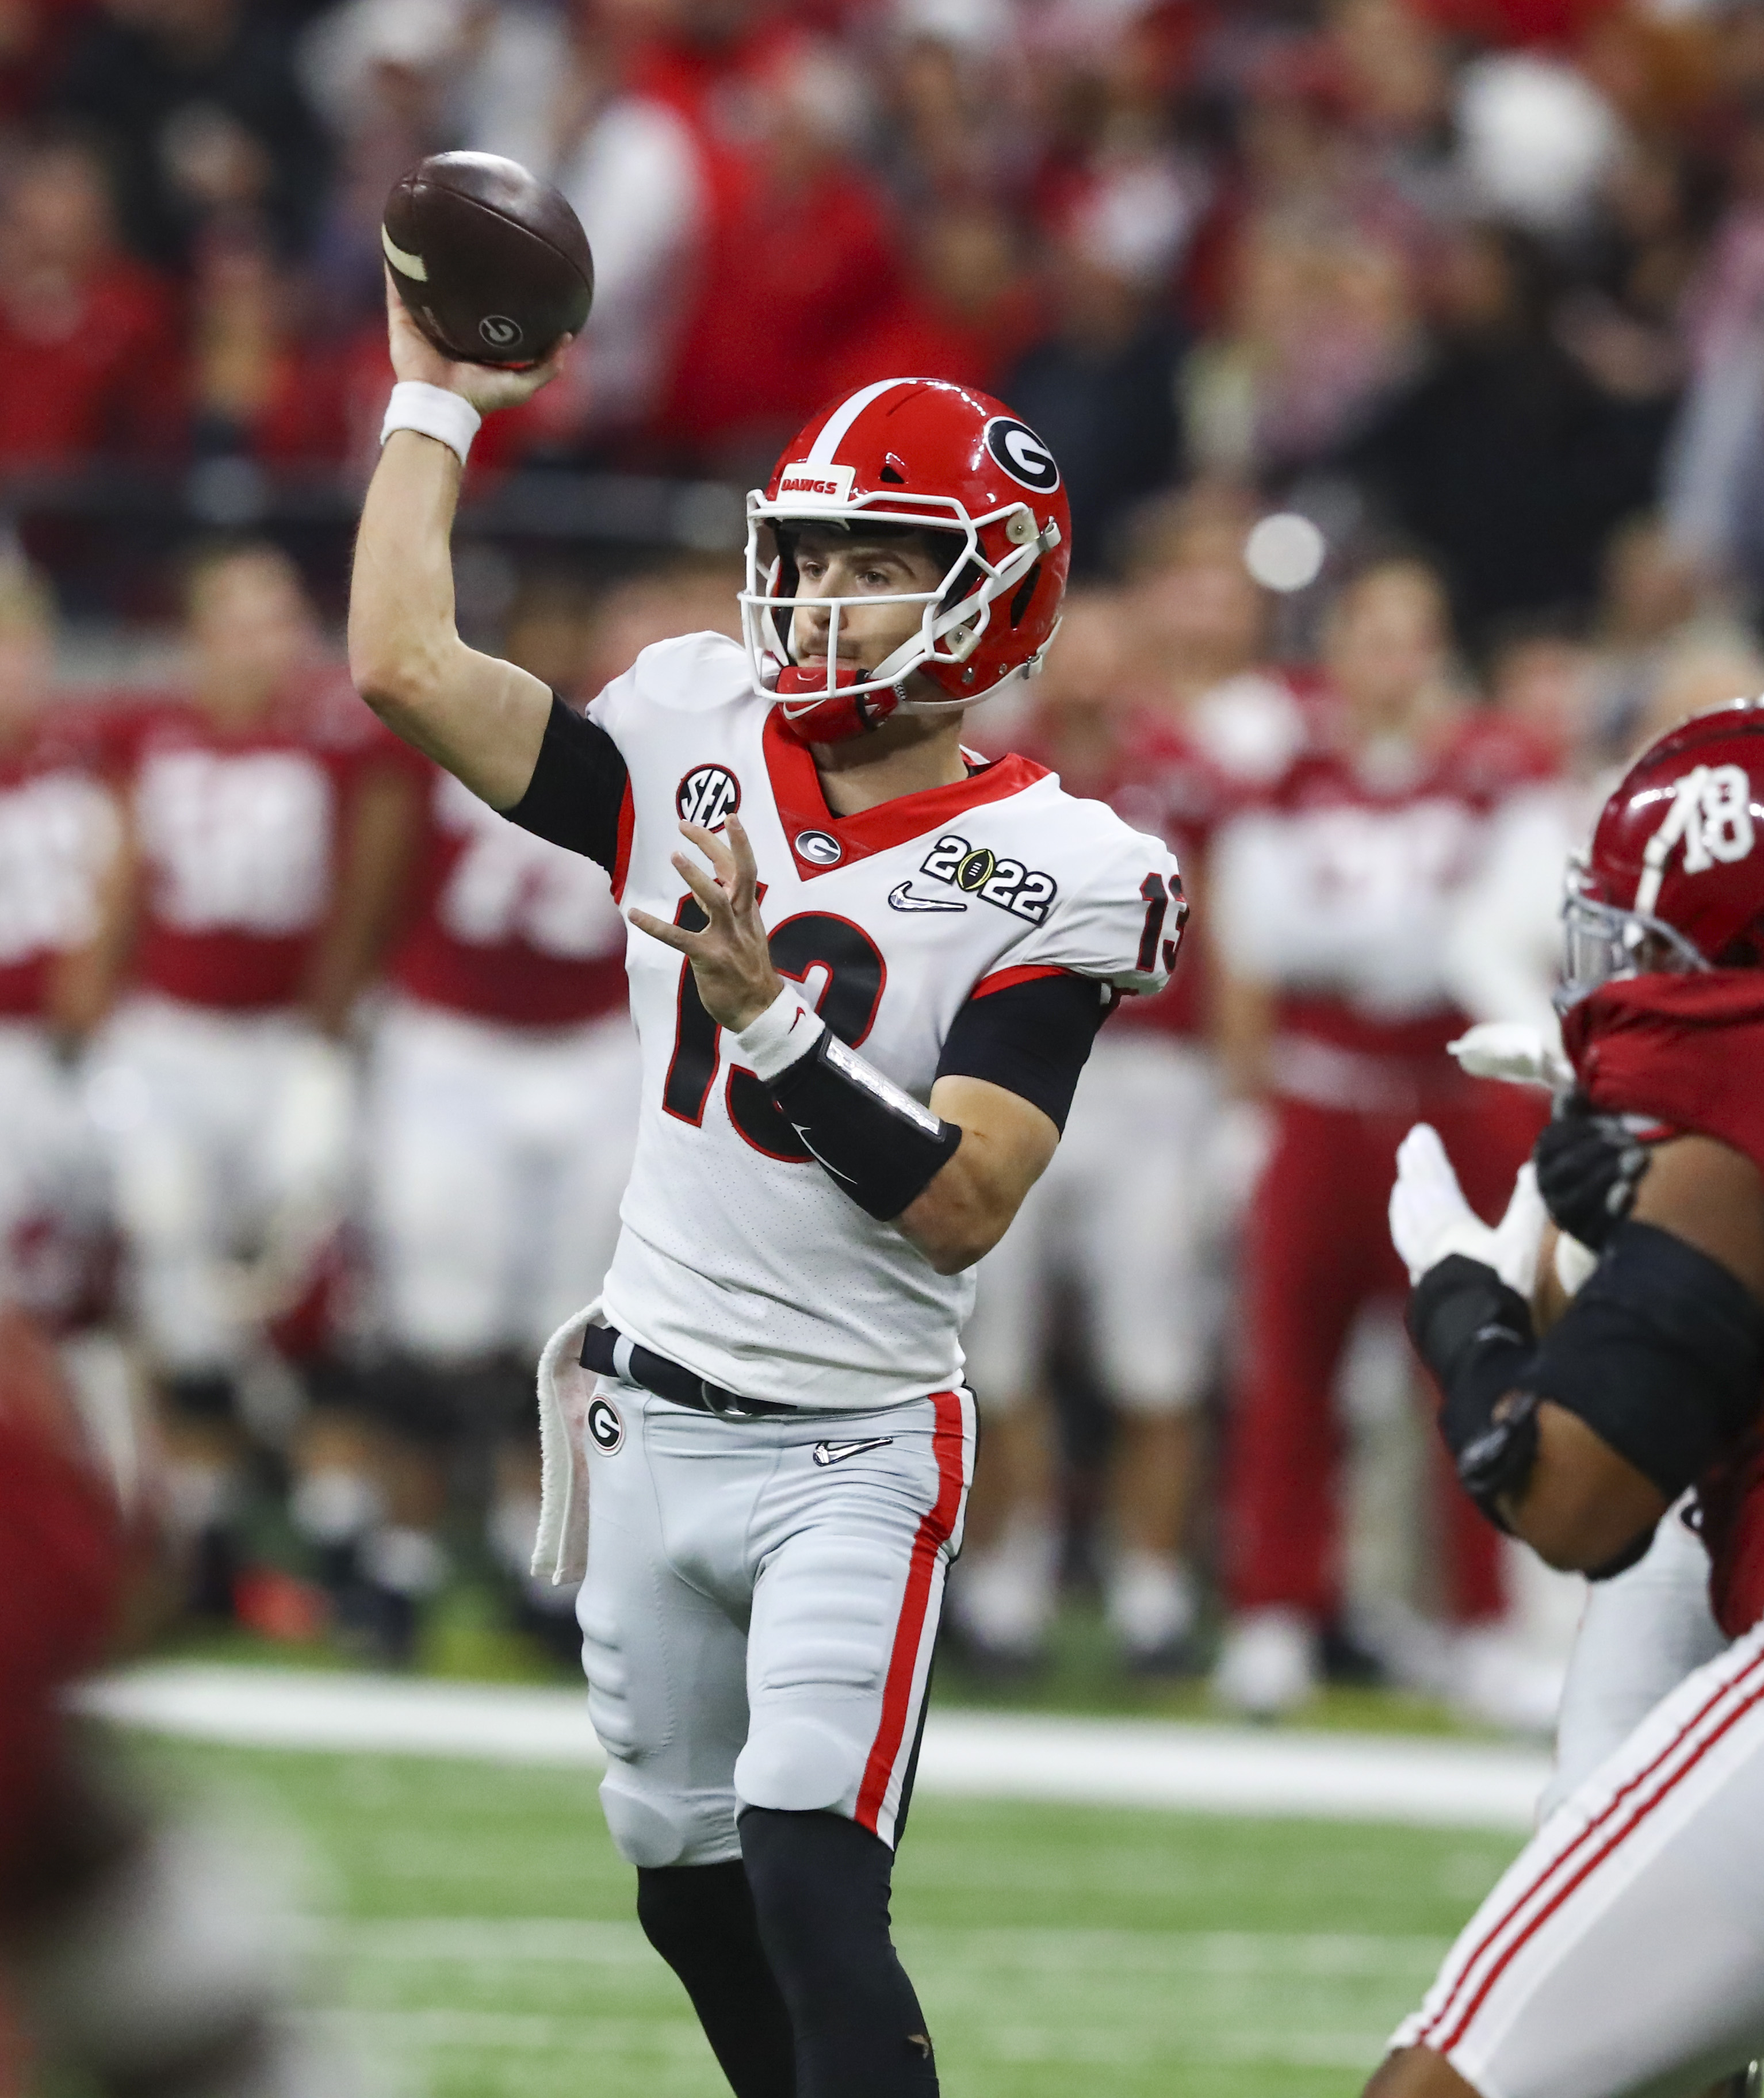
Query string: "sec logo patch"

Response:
xmin=587 ymin=1396 xmax=625 ymax=1454
xmin=677 ymin=765 xmax=741 ymax=831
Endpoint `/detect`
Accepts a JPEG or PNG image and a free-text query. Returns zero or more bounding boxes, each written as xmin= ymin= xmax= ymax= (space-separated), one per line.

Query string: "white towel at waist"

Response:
xmin=533 ymin=1300 xmax=600 ymax=1585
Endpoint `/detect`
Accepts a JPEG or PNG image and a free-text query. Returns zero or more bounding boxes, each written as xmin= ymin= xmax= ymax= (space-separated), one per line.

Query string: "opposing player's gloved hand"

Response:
xmin=1390 ymin=1123 xmax=1547 ymax=1293
xmin=1533 ymin=1094 xmax=1652 ymax=1251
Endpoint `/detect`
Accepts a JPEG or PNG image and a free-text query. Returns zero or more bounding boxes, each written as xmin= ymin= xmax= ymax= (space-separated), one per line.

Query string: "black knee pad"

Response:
xmin=740 ymin=1808 xmax=938 ymax=2096
xmin=636 ymin=1862 xmax=794 ymax=2098
xmin=160 ymin=1372 xmax=235 ymax=1424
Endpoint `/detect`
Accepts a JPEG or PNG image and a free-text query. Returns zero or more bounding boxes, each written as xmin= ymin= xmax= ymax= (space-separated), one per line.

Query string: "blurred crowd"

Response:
xmin=0 ymin=0 xmax=1762 ymax=615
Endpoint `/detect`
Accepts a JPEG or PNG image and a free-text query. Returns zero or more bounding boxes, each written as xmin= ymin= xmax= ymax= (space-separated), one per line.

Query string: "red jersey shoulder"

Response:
xmin=1563 ymin=972 xmax=1764 ymax=1180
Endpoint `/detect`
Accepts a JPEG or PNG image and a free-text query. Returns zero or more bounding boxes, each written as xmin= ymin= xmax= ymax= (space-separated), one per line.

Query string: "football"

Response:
xmin=381 ymin=152 xmax=594 ymax=369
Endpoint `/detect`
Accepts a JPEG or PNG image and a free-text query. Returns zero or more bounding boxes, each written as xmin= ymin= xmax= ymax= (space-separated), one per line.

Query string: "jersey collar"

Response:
xmin=763 ymin=710 xmax=1048 ymax=881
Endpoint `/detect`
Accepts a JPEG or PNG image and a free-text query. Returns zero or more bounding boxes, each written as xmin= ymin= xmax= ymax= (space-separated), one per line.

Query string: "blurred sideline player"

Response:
xmin=1373 ymin=702 xmax=1764 ymax=2098
xmin=79 ymin=543 xmax=417 ymax=1616
xmin=0 ymin=564 xmax=116 ymax=1330
xmin=954 ymin=532 xmax=1304 ymax=1673
xmin=353 ymin=301 xmax=1184 ymax=2096
xmin=0 ymin=1297 xmax=358 ymax=2096
xmin=1210 ymin=557 xmax=1551 ymax=1721
xmin=352 ymin=577 xmax=645 ymax=1663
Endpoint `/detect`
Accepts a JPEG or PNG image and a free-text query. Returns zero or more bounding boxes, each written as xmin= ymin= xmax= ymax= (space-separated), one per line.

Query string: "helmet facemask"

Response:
xmin=741 ymin=493 xmax=1055 ymax=744
xmin=1556 ymin=853 xmax=1713 ymax=1012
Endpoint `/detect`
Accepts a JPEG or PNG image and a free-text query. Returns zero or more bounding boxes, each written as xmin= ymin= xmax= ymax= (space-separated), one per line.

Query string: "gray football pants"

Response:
xmin=575 ymin=1378 xmax=975 ymax=1867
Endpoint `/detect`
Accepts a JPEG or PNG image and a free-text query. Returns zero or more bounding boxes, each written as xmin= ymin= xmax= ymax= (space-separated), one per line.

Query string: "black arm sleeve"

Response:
xmin=502 ymin=692 xmax=630 ymax=874
xmin=934 ymin=971 xmax=1112 ymax=1132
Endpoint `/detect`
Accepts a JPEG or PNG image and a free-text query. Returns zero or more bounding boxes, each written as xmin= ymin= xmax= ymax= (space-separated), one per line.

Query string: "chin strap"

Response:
xmin=773 ymin=663 xmax=907 ymax=745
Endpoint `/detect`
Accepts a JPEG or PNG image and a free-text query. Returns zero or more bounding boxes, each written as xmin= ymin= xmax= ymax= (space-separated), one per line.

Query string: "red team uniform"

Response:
xmin=367 ymin=757 xmax=637 ymax=1376
xmin=1215 ymin=714 xmax=1551 ymax=1637
xmin=88 ymin=674 xmax=391 ymax=1384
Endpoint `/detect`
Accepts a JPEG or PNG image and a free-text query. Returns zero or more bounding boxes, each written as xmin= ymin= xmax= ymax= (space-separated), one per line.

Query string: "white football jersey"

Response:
xmin=591 ymin=633 xmax=1184 ymax=1412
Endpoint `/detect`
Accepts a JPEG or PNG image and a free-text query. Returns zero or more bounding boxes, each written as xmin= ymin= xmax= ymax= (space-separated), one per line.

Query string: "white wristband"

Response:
xmin=734 ymin=985 xmax=825 ymax=1082
xmin=380 ymin=380 xmax=482 ymax=467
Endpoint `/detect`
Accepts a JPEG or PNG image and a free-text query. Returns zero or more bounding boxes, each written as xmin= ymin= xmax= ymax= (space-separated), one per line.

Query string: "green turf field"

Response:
xmin=135 ymin=1737 xmax=1520 ymax=2098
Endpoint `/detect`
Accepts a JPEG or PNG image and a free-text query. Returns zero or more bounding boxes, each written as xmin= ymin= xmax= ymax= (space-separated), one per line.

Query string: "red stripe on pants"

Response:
xmin=1425 ymin=1642 xmax=1764 ymax=2055
xmin=855 ymin=1391 xmax=966 ymax=1835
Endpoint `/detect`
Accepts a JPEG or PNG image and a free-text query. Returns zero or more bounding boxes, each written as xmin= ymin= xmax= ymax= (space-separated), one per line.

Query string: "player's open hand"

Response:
xmin=629 ymin=815 xmax=783 ymax=1032
xmin=385 ymin=269 xmax=572 ymax=416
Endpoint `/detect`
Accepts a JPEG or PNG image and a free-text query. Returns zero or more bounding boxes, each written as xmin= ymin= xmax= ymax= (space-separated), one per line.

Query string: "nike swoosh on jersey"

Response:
xmin=812 ymin=1437 xmax=896 ymax=1466
xmin=887 ymin=882 xmax=968 ymax=913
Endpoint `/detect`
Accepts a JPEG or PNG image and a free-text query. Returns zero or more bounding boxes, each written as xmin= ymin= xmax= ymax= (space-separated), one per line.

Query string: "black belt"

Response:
xmin=580 ymin=1324 xmax=797 ymax=1419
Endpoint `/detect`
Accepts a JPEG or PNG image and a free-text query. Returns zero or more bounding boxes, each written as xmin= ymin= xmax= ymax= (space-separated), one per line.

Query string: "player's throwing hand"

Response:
xmin=629 ymin=815 xmax=784 ymax=1031
xmin=384 ymin=269 xmax=572 ymax=418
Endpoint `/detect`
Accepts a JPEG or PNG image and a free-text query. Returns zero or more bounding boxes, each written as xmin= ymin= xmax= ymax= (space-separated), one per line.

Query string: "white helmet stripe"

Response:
xmin=804 ymin=378 xmax=919 ymax=468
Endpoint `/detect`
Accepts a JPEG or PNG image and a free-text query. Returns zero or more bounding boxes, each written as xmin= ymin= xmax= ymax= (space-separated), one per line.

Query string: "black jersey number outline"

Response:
xmin=662 ymin=906 xmax=887 ymax=1160
xmin=1135 ymin=871 xmax=1189 ymax=975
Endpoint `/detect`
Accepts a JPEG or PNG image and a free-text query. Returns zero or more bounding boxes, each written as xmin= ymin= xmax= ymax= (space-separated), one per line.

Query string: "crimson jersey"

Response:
xmin=1214 ymin=710 xmax=1553 ymax=1105
xmin=104 ymin=672 xmax=387 ymax=1012
xmin=0 ymin=713 xmax=116 ymax=1019
xmin=388 ymin=763 xmax=628 ymax=1028
xmin=1562 ymin=972 xmax=1764 ymax=1638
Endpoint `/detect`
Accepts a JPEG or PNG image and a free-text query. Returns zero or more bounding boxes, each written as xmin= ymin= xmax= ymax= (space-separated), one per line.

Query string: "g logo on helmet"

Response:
xmin=479 ymin=314 xmax=523 ymax=350
xmin=984 ymin=416 xmax=1060 ymax=494
xmin=587 ymin=1397 xmax=624 ymax=1454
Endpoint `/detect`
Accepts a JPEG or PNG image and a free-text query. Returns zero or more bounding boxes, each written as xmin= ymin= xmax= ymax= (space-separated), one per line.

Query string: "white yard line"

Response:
xmin=76 ymin=1662 xmax=1550 ymax=1830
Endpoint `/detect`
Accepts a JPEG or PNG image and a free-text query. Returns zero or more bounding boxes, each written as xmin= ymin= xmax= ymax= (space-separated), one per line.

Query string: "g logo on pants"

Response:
xmin=587 ymin=1396 xmax=625 ymax=1454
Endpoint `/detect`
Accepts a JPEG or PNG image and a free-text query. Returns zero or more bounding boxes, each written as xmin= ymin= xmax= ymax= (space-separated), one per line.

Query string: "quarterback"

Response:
xmin=350 ymin=287 xmax=1183 ymax=2097
xmin=1376 ymin=705 xmax=1764 ymax=2098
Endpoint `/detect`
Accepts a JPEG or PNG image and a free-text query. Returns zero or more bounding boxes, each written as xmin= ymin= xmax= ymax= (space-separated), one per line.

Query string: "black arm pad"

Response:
xmin=503 ymin=692 xmax=630 ymax=874
xmin=770 ymin=1029 xmax=963 ymax=1221
xmin=1526 ymin=1221 xmax=1764 ymax=1500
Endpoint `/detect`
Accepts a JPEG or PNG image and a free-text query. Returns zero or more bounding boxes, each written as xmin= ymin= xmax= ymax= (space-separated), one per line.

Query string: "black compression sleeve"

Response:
xmin=1528 ymin=1222 xmax=1764 ymax=1495
xmin=502 ymin=692 xmax=630 ymax=873
xmin=935 ymin=971 xmax=1111 ymax=1132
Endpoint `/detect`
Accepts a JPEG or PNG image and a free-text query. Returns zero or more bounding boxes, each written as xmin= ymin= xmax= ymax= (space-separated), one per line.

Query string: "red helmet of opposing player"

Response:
xmin=1560 ymin=699 xmax=1764 ymax=1006
xmin=741 ymin=377 xmax=1072 ymax=744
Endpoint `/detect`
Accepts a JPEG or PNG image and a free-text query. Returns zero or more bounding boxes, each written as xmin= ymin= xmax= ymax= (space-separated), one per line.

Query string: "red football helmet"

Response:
xmin=1560 ymin=699 xmax=1764 ymax=1006
xmin=742 ymin=377 xmax=1072 ymax=743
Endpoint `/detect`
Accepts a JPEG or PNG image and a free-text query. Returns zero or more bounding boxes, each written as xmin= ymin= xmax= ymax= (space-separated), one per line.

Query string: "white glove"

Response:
xmin=1447 ymin=1021 xmax=1572 ymax=1093
xmin=1390 ymin=1124 xmax=1547 ymax=1293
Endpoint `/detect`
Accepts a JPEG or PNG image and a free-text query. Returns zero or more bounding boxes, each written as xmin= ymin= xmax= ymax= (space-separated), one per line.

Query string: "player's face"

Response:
xmin=189 ymin=553 xmax=317 ymax=711
xmin=789 ymin=533 xmax=948 ymax=678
